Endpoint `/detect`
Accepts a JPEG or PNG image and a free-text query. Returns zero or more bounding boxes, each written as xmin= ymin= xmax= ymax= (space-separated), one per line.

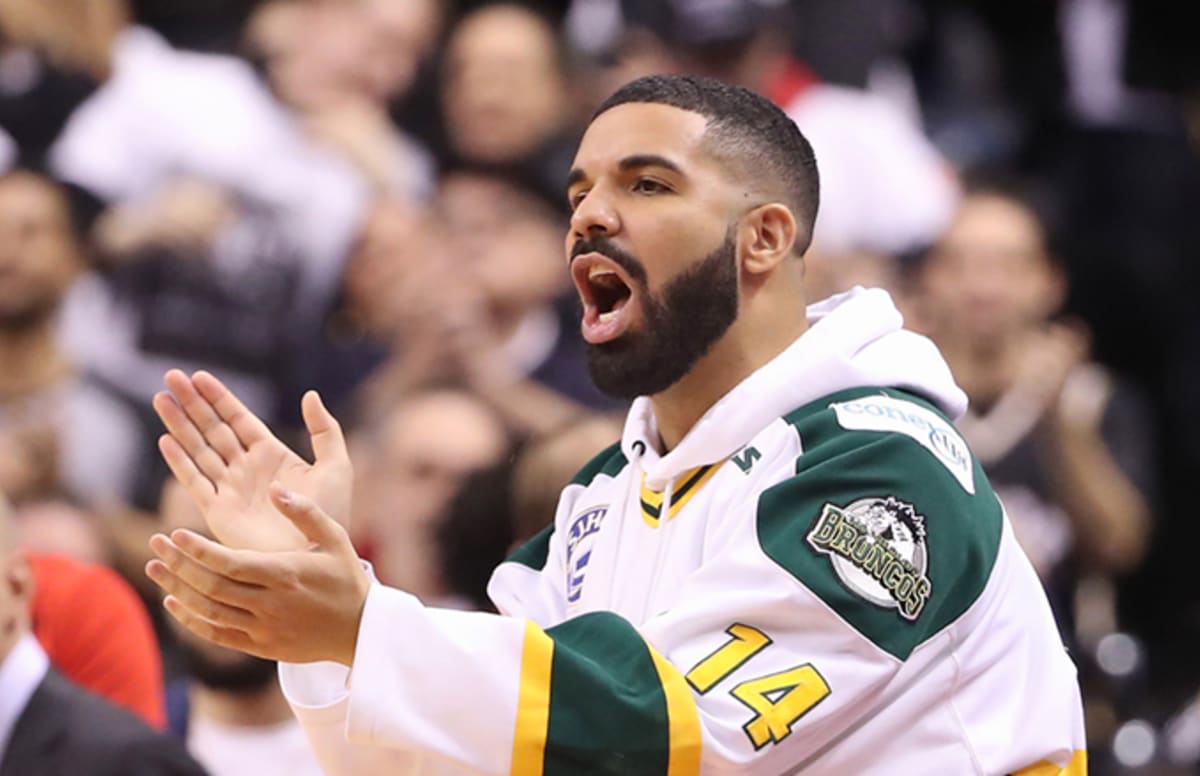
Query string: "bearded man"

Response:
xmin=145 ymin=75 xmax=1085 ymax=775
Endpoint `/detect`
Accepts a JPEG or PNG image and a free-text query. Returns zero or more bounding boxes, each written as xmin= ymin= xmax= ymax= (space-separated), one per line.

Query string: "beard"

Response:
xmin=0 ymin=292 xmax=57 ymax=334
xmin=174 ymin=637 xmax=279 ymax=694
xmin=579 ymin=229 xmax=739 ymax=401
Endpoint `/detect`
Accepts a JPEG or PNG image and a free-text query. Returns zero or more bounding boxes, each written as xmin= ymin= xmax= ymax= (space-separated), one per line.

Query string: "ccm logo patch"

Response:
xmin=831 ymin=396 xmax=975 ymax=494
xmin=565 ymin=506 xmax=606 ymax=604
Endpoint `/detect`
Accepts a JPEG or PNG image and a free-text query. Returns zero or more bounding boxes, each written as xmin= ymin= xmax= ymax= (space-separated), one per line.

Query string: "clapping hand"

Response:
xmin=152 ymin=369 xmax=352 ymax=551
xmin=146 ymin=370 xmax=369 ymax=665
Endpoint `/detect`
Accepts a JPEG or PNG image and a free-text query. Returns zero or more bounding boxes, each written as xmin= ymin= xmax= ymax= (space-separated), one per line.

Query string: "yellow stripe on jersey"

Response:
xmin=647 ymin=645 xmax=703 ymax=776
xmin=666 ymin=463 xmax=721 ymax=518
xmin=1013 ymin=749 xmax=1088 ymax=776
xmin=510 ymin=621 xmax=554 ymax=776
xmin=640 ymin=463 xmax=723 ymax=527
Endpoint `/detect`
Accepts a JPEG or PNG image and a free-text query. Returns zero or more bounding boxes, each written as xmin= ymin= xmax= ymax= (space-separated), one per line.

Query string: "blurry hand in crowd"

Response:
xmin=1013 ymin=321 xmax=1092 ymax=423
xmin=94 ymin=178 xmax=234 ymax=259
xmin=151 ymin=369 xmax=351 ymax=552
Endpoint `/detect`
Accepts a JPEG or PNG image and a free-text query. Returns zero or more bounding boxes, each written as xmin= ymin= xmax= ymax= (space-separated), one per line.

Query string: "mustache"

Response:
xmin=570 ymin=235 xmax=647 ymax=285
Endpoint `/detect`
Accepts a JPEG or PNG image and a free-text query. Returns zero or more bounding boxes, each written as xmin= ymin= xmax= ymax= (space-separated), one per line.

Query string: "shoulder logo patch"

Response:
xmin=806 ymin=497 xmax=932 ymax=621
xmin=831 ymin=396 xmax=975 ymax=493
xmin=565 ymin=505 xmax=607 ymax=604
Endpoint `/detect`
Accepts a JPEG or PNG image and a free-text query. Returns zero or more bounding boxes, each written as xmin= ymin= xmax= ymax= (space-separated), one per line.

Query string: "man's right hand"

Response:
xmin=152 ymin=370 xmax=352 ymax=552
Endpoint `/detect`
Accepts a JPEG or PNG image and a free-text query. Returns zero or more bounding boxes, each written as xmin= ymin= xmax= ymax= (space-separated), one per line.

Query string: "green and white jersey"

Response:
xmin=280 ymin=288 xmax=1086 ymax=775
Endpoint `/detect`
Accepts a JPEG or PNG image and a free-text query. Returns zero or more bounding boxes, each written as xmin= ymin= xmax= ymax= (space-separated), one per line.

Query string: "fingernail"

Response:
xmin=278 ymin=488 xmax=294 ymax=505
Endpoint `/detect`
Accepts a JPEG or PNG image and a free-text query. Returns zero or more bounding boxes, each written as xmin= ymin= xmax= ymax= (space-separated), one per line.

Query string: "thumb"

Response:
xmin=301 ymin=391 xmax=349 ymax=467
xmin=269 ymin=482 xmax=343 ymax=548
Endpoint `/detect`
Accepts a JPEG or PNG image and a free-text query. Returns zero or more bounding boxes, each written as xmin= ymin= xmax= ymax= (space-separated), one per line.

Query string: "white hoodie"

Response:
xmin=280 ymin=288 xmax=1086 ymax=775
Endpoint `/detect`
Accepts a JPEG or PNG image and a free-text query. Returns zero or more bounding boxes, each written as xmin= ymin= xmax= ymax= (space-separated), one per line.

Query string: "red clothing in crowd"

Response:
xmin=29 ymin=553 xmax=167 ymax=730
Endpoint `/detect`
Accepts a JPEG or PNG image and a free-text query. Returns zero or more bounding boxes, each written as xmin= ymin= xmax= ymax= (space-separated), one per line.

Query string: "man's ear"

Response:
xmin=740 ymin=203 xmax=798 ymax=275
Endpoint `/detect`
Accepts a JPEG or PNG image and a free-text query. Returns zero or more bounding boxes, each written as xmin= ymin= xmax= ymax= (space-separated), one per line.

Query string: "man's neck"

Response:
xmin=651 ymin=312 xmax=808 ymax=451
xmin=0 ymin=325 xmax=70 ymax=401
xmin=189 ymin=680 xmax=295 ymax=728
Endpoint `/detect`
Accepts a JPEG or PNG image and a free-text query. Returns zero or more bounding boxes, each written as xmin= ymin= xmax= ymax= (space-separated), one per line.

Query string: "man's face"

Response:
xmin=565 ymin=102 xmax=743 ymax=399
xmin=0 ymin=173 xmax=80 ymax=330
xmin=0 ymin=500 xmax=32 ymax=662
xmin=923 ymin=194 xmax=1061 ymax=344
xmin=442 ymin=5 xmax=565 ymax=163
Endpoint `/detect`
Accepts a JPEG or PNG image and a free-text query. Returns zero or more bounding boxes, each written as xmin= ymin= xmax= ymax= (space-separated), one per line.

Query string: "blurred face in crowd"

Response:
xmin=159 ymin=482 xmax=277 ymax=693
xmin=342 ymin=199 xmax=454 ymax=339
xmin=0 ymin=495 xmax=33 ymax=662
xmin=565 ymin=102 xmax=743 ymax=399
xmin=442 ymin=4 xmax=567 ymax=163
xmin=357 ymin=391 xmax=508 ymax=597
xmin=0 ymin=172 xmax=82 ymax=332
xmin=361 ymin=0 xmax=443 ymax=100
xmin=922 ymin=193 xmax=1064 ymax=347
xmin=248 ymin=0 xmax=379 ymax=111
xmin=437 ymin=173 xmax=565 ymax=319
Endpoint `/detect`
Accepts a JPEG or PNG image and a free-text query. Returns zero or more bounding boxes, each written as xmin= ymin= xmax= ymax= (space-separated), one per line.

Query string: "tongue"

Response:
xmin=582 ymin=294 xmax=633 ymax=344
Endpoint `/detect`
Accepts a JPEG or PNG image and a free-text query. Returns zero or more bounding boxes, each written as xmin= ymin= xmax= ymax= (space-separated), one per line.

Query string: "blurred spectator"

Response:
xmin=435 ymin=171 xmax=620 ymax=416
xmin=243 ymin=0 xmax=434 ymax=197
xmin=350 ymin=389 xmax=511 ymax=605
xmin=440 ymin=3 xmax=576 ymax=209
xmin=510 ymin=413 xmax=623 ymax=547
xmin=12 ymin=497 xmax=105 ymax=563
xmin=0 ymin=0 xmax=119 ymax=169
xmin=0 ymin=169 xmax=143 ymax=507
xmin=340 ymin=181 xmax=596 ymax=433
xmin=436 ymin=455 xmax=520 ymax=612
xmin=614 ymin=0 xmax=959 ymax=256
xmin=918 ymin=181 xmax=1154 ymax=623
xmin=28 ymin=552 xmax=166 ymax=730
xmin=158 ymin=480 xmax=324 ymax=776
xmin=0 ymin=491 xmax=205 ymax=775
xmin=3 ymin=0 xmax=372 ymax=464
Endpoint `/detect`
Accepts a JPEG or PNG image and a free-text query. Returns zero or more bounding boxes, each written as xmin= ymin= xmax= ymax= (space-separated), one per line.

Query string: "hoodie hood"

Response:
xmin=622 ymin=287 xmax=967 ymax=489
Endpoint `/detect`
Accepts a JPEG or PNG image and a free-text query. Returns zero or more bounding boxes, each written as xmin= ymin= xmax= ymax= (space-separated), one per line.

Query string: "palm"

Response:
xmin=155 ymin=370 xmax=352 ymax=552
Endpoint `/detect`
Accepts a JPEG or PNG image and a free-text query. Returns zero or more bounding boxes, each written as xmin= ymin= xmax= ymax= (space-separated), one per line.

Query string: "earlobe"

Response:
xmin=742 ymin=204 xmax=798 ymax=275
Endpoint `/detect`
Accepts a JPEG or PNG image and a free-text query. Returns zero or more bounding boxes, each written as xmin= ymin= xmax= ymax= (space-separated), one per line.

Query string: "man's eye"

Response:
xmin=633 ymin=178 xmax=669 ymax=195
xmin=569 ymin=190 xmax=589 ymax=210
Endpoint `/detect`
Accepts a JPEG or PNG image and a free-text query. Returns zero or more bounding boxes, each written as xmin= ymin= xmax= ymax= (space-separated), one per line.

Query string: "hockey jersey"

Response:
xmin=279 ymin=287 xmax=1087 ymax=775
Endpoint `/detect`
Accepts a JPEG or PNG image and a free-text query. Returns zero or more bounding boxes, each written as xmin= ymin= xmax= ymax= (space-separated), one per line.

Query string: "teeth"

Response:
xmin=598 ymin=310 xmax=618 ymax=323
xmin=589 ymin=266 xmax=616 ymax=280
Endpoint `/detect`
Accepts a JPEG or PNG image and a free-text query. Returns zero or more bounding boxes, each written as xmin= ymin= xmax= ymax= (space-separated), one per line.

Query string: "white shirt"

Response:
xmin=0 ymin=634 xmax=50 ymax=766
xmin=187 ymin=714 xmax=327 ymax=776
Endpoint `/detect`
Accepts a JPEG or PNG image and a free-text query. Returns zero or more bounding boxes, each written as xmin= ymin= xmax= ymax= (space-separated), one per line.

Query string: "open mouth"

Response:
xmin=571 ymin=253 xmax=638 ymax=344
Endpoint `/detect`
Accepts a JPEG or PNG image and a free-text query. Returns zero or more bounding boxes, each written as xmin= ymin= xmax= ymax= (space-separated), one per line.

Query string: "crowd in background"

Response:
xmin=0 ymin=0 xmax=1198 ymax=773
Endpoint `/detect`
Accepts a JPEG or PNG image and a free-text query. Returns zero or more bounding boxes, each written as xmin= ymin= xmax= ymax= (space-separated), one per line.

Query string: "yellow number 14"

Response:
xmin=685 ymin=624 xmax=831 ymax=750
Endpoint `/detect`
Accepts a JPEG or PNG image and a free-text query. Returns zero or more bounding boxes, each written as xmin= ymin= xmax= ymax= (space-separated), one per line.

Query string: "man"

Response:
xmin=146 ymin=76 xmax=1086 ymax=774
xmin=0 ymin=493 xmax=207 ymax=775
xmin=0 ymin=169 xmax=144 ymax=507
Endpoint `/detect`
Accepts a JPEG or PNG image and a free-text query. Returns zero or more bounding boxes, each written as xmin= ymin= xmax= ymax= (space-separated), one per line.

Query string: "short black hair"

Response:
xmin=593 ymin=74 xmax=819 ymax=255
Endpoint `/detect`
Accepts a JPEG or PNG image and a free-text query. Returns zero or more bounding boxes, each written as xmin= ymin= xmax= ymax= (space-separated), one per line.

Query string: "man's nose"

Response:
xmin=569 ymin=190 xmax=619 ymax=241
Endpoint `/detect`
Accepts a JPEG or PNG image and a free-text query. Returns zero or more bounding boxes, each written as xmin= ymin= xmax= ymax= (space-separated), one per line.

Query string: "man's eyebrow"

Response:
xmin=618 ymin=154 xmax=683 ymax=176
xmin=566 ymin=154 xmax=686 ymax=192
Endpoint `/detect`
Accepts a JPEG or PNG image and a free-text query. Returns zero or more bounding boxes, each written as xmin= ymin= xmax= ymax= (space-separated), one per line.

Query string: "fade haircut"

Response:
xmin=594 ymin=74 xmax=819 ymax=256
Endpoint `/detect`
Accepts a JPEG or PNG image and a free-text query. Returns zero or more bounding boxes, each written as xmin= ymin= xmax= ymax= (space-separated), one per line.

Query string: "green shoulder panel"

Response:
xmin=758 ymin=387 xmax=1002 ymax=660
xmin=542 ymin=612 xmax=670 ymax=775
xmin=569 ymin=441 xmax=628 ymax=487
xmin=506 ymin=522 xmax=555 ymax=571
